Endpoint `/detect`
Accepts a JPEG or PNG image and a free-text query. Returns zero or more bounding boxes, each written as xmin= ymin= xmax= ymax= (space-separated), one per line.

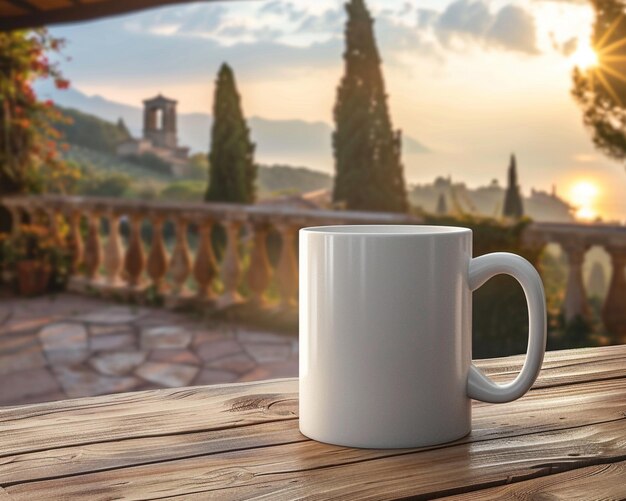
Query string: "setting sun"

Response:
xmin=569 ymin=180 xmax=600 ymax=221
xmin=571 ymin=41 xmax=599 ymax=69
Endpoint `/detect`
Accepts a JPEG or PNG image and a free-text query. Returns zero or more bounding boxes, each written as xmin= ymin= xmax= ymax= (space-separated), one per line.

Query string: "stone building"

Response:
xmin=117 ymin=94 xmax=190 ymax=177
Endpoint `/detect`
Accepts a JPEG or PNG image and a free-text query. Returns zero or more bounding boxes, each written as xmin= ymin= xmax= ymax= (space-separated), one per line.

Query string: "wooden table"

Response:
xmin=1 ymin=345 xmax=625 ymax=500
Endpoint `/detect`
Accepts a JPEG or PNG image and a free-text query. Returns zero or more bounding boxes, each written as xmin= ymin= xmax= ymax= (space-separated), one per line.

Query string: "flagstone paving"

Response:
xmin=0 ymin=293 xmax=298 ymax=406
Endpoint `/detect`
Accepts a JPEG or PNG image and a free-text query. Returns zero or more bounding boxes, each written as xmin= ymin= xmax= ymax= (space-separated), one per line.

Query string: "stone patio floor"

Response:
xmin=0 ymin=293 xmax=298 ymax=407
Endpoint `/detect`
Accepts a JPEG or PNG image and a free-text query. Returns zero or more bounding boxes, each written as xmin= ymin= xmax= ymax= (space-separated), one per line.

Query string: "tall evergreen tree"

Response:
xmin=436 ymin=193 xmax=448 ymax=215
xmin=502 ymin=153 xmax=524 ymax=219
xmin=332 ymin=0 xmax=407 ymax=213
xmin=205 ymin=63 xmax=256 ymax=204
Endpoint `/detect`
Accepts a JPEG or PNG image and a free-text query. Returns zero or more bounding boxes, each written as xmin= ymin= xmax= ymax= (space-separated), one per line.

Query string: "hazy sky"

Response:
xmin=48 ymin=0 xmax=626 ymax=222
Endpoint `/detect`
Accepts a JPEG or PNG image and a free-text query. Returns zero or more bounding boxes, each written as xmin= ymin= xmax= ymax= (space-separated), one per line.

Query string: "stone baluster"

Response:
xmin=561 ymin=238 xmax=590 ymax=323
xmin=193 ymin=220 xmax=218 ymax=300
xmin=602 ymin=245 xmax=626 ymax=343
xmin=83 ymin=211 xmax=102 ymax=282
xmin=169 ymin=218 xmax=192 ymax=295
xmin=46 ymin=208 xmax=63 ymax=246
xmin=146 ymin=215 xmax=169 ymax=292
xmin=124 ymin=213 xmax=145 ymax=288
xmin=276 ymin=223 xmax=298 ymax=309
xmin=104 ymin=211 xmax=125 ymax=285
xmin=217 ymin=220 xmax=244 ymax=308
xmin=68 ymin=210 xmax=84 ymax=274
xmin=246 ymin=222 xmax=273 ymax=307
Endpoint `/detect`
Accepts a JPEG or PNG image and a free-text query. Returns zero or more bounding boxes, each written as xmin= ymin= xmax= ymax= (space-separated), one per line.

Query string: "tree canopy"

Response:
xmin=205 ymin=63 xmax=256 ymax=204
xmin=332 ymin=0 xmax=407 ymax=213
xmin=572 ymin=0 xmax=626 ymax=163
xmin=503 ymin=154 xmax=524 ymax=219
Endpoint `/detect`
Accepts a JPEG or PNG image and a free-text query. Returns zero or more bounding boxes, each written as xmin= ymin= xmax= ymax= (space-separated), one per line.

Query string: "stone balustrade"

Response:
xmin=0 ymin=195 xmax=421 ymax=312
xmin=3 ymin=196 xmax=626 ymax=341
xmin=525 ymin=222 xmax=626 ymax=342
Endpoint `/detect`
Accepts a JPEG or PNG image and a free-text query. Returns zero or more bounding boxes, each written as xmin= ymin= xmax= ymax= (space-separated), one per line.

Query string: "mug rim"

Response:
xmin=300 ymin=225 xmax=471 ymax=236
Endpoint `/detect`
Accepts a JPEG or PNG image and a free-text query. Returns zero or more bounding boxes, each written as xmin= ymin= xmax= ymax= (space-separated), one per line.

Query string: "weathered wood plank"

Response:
xmin=2 ymin=346 xmax=624 ymax=499
xmin=475 ymin=344 xmax=626 ymax=389
xmin=6 ymin=417 xmax=626 ymax=500
xmin=440 ymin=459 xmax=626 ymax=500
xmin=0 ymin=380 xmax=298 ymax=456
xmin=1 ymin=372 xmax=624 ymax=467
xmin=476 ymin=344 xmax=626 ymax=371
xmin=2 ymin=377 xmax=626 ymax=490
xmin=0 ymin=347 xmax=625 ymax=474
xmin=0 ymin=420 xmax=307 ymax=484
xmin=0 ymin=488 xmax=11 ymax=500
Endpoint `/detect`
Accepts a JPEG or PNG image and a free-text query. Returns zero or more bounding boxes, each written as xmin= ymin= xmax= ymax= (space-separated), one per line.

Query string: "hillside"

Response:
xmin=50 ymin=104 xmax=575 ymax=223
xmin=258 ymin=165 xmax=332 ymax=196
xmin=36 ymin=83 xmax=429 ymax=172
xmin=55 ymin=106 xmax=131 ymax=155
xmin=62 ymin=145 xmax=174 ymax=183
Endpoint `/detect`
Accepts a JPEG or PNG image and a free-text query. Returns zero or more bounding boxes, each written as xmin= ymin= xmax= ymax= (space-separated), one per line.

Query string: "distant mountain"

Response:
xmin=35 ymin=82 xmax=429 ymax=171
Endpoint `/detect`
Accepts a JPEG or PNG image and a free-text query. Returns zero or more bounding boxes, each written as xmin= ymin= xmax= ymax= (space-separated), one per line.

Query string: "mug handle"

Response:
xmin=467 ymin=252 xmax=547 ymax=403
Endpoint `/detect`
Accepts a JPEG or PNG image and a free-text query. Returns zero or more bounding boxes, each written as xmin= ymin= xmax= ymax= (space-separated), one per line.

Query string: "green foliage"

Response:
xmin=125 ymin=152 xmax=173 ymax=176
xmin=572 ymin=0 xmax=626 ymax=163
xmin=160 ymin=180 xmax=205 ymax=202
xmin=62 ymin=145 xmax=172 ymax=182
xmin=0 ymin=30 xmax=77 ymax=232
xmin=187 ymin=153 xmax=209 ymax=181
xmin=54 ymin=106 xmax=131 ymax=155
xmin=423 ymin=214 xmax=541 ymax=358
xmin=77 ymin=168 xmax=133 ymax=198
xmin=0 ymin=224 xmax=72 ymax=292
xmin=257 ymin=164 xmax=332 ymax=196
xmin=206 ymin=63 xmax=257 ymax=203
xmin=332 ymin=0 xmax=407 ymax=213
xmin=503 ymin=154 xmax=524 ymax=218
xmin=116 ymin=118 xmax=131 ymax=138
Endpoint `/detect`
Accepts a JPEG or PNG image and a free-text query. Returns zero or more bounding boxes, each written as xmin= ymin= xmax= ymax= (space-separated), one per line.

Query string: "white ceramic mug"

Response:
xmin=299 ymin=225 xmax=546 ymax=449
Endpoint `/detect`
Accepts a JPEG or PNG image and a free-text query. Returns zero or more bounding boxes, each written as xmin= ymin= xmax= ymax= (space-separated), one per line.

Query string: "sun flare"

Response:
xmin=569 ymin=180 xmax=600 ymax=221
xmin=571 ymin=41 xmax=599 ymax=69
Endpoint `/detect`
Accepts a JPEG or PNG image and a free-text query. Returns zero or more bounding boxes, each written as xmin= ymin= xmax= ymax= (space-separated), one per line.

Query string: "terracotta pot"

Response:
xmin=17 ymin=260 xmax=51 ymax=296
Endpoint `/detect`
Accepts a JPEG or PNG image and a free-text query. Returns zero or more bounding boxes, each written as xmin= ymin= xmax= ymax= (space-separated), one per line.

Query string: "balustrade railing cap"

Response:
xmin=0 ymin=194 xmax=423 ymax=227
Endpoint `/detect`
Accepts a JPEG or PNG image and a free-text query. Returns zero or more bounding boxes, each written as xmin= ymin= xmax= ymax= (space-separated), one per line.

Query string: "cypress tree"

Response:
xmin=436 ymin=193 xmax=448 ymax=215
xmin=502 ymin=153 xmax=524 ymax=219
xmin=205 ymin=63 xmax=256 ymax=204
xmin=332 ymin=0 xmax=407 ymax=213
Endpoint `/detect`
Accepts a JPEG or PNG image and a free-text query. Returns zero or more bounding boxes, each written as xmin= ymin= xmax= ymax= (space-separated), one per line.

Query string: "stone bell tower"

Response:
xmin=143 ymin=94 xmax=178 ymax=149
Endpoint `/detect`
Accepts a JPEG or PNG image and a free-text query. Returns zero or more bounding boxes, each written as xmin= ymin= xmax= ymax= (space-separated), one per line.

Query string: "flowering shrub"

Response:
xmin=0 ymin=29 xmax=79 ymax=204
xmin=0 ymin=224 xmax=72 ymax=292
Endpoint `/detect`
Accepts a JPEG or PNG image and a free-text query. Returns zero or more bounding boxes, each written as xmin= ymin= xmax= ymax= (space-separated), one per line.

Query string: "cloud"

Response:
xmin=437 ymin=0 xmax=492 ymax=38
xmin=298 ymin=8 xmax=343 ymax=33
xmin=417 ymin=9 xmax=439 ymax=28
xmin=488 ymin=5 xmax=537 ymax=53
xmin=430 ymin=0 xmax=538 ymax=54
xmin=51 ymin=0 xmax=542 ymax=93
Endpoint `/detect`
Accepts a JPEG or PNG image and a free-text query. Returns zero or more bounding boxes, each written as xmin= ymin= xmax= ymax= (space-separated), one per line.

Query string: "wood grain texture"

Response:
xmin=5 ymin=419 xmax=626 ymax=500
xmin=0 ymin=379 xmax=298 ymax=456
xmin=440 ymin=460 xmax=626 ymax=501
xmin=1 ymin=378 xmax=625 ymax=485
xmin=0 ymin=345 xmax=624 ymax=500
